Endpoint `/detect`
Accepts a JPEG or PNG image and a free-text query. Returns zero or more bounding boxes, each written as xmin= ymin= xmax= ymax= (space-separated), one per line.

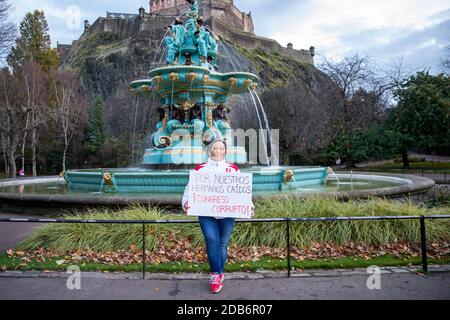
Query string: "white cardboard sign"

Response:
xmin=187 ymin=171 xmax=253 ymax=219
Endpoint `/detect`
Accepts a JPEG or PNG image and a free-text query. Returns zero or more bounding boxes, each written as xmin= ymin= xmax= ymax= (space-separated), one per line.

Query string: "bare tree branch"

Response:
xmin=52 ymin=70 xmax=88 ymax=171
xmin=440 ymin=45 xmax=450 ymax=75
xmin=0 ymin=0 xmax=16 ymax=59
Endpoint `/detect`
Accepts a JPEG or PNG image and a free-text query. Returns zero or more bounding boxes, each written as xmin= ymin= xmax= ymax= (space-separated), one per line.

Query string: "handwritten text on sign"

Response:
xmin=187 ymin=171 xmax=253 ymax=219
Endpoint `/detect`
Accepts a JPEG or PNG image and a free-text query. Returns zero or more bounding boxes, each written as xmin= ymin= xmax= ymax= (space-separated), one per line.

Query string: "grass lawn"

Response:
xmin=17 ymin=198 xmax=450 ymax=252
xmin=5 ymin=198 xmax=448 ymax=275
xmin=1 ymin=254 xmax=449 ymax=274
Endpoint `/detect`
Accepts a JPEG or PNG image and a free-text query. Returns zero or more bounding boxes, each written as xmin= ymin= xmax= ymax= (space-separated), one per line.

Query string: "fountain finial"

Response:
xmin=185 ymin=0 xmax=199 ymax=18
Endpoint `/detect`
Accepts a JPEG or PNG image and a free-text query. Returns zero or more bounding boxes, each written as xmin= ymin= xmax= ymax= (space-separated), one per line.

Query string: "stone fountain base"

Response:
xmin=0 ymin=173 xmax=436 ymax=215
xmin=142 ymin=146 xmax=248 ymax=167
xmin=61 ymin=166 xmax=328 ymax=193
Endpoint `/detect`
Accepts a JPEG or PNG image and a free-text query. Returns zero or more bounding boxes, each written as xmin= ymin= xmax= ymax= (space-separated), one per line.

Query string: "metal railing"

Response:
xmin=1 ymin=214 xmax=450 ymax=279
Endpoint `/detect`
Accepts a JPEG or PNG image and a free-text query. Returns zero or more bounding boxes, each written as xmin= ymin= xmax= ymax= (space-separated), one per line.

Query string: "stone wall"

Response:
xmin=150 ymin=0 xmax=190 ymax=16
xmin=56 ymin=43 xmax=72 ymax=62
xmin=149 ymin=0 xmax=254 ymax=34
xmin=207 ymin=17 xmax=314 ymax=65
xmin=82 ymin=17 xmax=138 ymax=40
xmin=102 ymin=18 xmax=140 ymax=39
xmin=82 ymin=14 xmax=173 ymax=42
xmin=69 ymin=4 xmax=313 ymax=66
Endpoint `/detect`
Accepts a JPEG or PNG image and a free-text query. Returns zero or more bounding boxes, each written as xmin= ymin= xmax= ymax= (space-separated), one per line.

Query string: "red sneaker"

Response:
xmin=210 ymin=273 xmax=223 ymax=293
xmin=218 ymin=273 xmax=224 ymax=284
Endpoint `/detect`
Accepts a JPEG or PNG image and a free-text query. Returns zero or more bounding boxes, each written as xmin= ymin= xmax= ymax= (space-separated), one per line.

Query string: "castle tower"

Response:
xmin=139 ymin=6 xmax=146 ymax=18
xmin=149 ymin=0 xmax=254 ymax=34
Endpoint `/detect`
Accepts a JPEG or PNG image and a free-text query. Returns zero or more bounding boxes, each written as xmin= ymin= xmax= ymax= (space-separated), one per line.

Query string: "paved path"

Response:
xmin=0 ymin=213 xmax=44 ymax=254
xmin=0 ymin=268 xmax=449 ymax=300
xmin=1 ymin=214 xmax=449 ymax=300
xmin=416 ymin=173 xmax=449 ymax=183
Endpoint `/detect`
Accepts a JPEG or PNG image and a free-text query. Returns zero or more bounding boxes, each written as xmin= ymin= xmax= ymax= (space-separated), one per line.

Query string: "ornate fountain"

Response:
xmin=62 ymin=0 xmax=329 ymax=194
xmin=130 ymin=1 xmax=257 ymax=168
xmin=0 ymin=1 xmax=435 ymax=211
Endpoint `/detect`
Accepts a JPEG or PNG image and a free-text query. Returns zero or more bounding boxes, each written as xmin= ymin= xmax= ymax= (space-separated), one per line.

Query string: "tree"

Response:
xmin=4 ymin=10 xmax=59 ymax=177
xmin=81 ymin=96 xmax=106 ymax=166
xmin=320 ymin=54 xmax=375 ymax=101
xmin=0 ymin=61 xmax=47 ymax=178
xmin=319 ymin=54 xmax=389 ymax=167
xmin=21 ymin=60 xmax=47 ymax=176
xmin=7 ymin=10 xmax=59 ymax=72
xmin=1 ymin=131 xmax=8 ymax=174
xmin=52 ymin=71 xmax=88 ymax=172
xmin=441 ymin=45 xmax=450 ymax=75
xmin=389 ymin=72 xmax=450 ymax=167
xmin=0 ymin=0 xmax=15 ymax=59
xmin=328 ymin=125 xmax=399 ymax=164
xmin=0 ymin=67 xmax=35 ymax=177
xmin=318 ymin=54 xmax=415 ymax=167
xmin=86 ymin=96 xmax=105 ymax=147
xmin=99 ymin=86 xmax=147 ymax=168
xmin=260 ymin=83 xmax=339 ymax=165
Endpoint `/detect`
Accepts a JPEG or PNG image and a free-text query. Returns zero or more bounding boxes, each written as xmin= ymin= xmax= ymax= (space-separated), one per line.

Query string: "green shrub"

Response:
xmin=229 ymin=196 xmax=450 ymax=248
xmin=18 ymin=197 xmax=450 ymax=252
xmin=18 ymin=206 xmax=186 ymax=252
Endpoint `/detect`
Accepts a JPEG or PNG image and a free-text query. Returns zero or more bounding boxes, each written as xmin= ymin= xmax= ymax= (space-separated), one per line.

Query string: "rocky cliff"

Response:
xmin=60 ymin=28 xmax=341 ymax=162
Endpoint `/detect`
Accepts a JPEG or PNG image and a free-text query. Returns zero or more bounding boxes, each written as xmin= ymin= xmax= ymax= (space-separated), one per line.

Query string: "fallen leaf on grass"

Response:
xmin=8 ymin=240 xmax=450 ymax=268
xmin=15 ymin=264 xmax=27 ymax=270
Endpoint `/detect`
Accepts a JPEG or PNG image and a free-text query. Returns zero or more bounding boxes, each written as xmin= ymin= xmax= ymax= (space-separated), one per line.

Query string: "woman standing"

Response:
xmin=182 ymin=139 xmax=254 ymax=293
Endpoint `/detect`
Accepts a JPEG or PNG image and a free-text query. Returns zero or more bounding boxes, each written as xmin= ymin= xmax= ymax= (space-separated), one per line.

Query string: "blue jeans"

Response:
xmin=198 ymin=217 xmax=236 ymax=274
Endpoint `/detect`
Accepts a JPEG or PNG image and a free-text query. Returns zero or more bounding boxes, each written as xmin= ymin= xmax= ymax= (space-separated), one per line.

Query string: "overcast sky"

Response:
xmin=7 ymin=0 xmax=450 ymax=73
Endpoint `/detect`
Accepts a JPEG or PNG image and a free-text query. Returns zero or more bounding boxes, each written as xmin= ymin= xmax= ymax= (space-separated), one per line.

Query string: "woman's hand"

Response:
xmin=251 ymin=205 xmax=255 ymax=218
xmin=183 ymin=201 xmax=191 ymax=214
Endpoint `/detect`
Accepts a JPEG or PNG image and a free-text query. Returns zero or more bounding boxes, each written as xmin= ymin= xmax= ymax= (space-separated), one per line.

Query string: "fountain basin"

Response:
xmin=0 ymin=171 xmax=435 ymax=214
xmin=130 ymin=66 xmax=259 ymax=103
xmin=62 ymin=167 xmax=328 ymax=193
xmin=142 ymin=146 xmax=248 ymax=167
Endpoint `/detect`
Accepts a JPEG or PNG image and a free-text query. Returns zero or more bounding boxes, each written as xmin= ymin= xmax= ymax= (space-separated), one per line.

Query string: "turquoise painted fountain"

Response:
xmin=62 ymin=0 xmax=329 ymax=196
xmin=0 ymin=1 xmax=436 ymax=212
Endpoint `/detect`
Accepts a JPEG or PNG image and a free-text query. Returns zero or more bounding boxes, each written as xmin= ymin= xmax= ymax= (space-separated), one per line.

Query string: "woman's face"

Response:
xmin=210 ymin=141 xmax=226 ymax=161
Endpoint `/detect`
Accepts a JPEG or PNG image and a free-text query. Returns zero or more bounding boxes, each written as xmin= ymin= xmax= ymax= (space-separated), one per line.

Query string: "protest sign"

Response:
xmin=187 ymin=171 xmax=253 ymax=219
